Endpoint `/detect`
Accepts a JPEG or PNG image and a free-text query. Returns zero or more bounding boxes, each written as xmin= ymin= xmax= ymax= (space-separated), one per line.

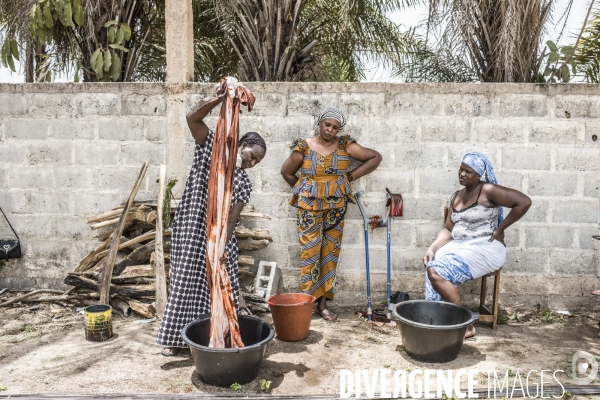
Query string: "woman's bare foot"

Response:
xmin=465 ymin=324 xmax=476 ymax=339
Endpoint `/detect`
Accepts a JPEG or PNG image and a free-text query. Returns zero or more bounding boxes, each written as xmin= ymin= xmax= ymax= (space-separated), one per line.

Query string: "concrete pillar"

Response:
xmin=164 ymin=0 xmax=194 ymax=196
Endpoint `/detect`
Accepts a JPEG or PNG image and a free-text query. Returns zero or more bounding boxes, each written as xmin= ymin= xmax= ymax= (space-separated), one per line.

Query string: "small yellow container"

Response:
xmin=83 ymin=304 xmax=113 ymax=342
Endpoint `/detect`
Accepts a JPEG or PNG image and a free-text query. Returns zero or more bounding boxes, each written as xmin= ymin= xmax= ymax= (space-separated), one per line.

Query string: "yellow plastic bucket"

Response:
xmin=83 ymin=304 xmax=113 ymax=342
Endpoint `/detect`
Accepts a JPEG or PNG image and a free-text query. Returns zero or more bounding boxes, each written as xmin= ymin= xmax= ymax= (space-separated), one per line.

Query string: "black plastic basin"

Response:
xmin=392 ymin=300 xmax=479 ymax=363
xmin=181 ymin=314 xmax=274 ymax=387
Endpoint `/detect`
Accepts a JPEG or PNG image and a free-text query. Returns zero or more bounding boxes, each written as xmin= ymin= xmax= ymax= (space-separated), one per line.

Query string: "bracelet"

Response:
xmin=346 ymin=171 xmax=355 ymax=182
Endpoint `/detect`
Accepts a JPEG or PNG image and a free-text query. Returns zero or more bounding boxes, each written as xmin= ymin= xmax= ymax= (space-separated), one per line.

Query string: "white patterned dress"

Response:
xmin=156 ymin=130 xmax=252 ymax=348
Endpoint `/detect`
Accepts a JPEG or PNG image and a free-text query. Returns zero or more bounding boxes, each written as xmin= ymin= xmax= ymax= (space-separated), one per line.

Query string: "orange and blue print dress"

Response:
xmin=289 ymin=135 xmax=356 ymax=300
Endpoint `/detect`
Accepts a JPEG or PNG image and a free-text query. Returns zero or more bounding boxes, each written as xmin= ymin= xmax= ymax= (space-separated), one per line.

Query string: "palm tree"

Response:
xmin=420 ymin=0 xmax=572 ymax=82
xmin=575 ymin=6 xmax=600 ymax=83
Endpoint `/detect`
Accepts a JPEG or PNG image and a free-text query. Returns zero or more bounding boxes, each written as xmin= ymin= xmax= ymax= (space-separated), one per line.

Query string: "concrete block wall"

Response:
xmin=1 ymin=82 xmax=599 ymax=309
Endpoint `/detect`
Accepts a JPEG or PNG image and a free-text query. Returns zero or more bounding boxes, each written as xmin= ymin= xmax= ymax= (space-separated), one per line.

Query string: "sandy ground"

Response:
xmin=1 ymin=296 xmax=600 ymax=399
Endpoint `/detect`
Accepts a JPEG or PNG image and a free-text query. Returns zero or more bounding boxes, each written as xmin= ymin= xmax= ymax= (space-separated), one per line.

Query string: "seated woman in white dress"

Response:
xmin=423 ymin=152 xmax=531 ymax=338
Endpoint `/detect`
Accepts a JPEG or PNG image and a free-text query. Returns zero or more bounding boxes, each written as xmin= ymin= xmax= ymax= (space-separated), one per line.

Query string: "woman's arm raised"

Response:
xmin=186 ymin=96 xmax=223 ymax=145
xmin=346 ymin=143 xmax=382 ymax=179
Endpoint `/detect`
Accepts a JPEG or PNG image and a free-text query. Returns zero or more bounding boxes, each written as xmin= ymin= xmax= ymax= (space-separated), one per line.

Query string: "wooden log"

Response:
xmin=238 ymin=267 xmax=256 ymax=277
xmin=238 ymin=255 xmax=255 ymax=265
xmin=0 ymin=289 xmax=65 ymax=307
xmin=87 ymin=206 xmax=140 ymax=223
xmin=100 ymin=161 xmax=149 ymax=304
xmin=242 ymin=292 xmax=268 ymax=303
xmin=237 ymin=237 xmax=270 ymax=251
xmin=246 ymin=302 xmax=270 ymax=313
xmin=89 ymin=206 xmax=148 ymax=229
xmin=146 ymin=210 xmax=157 ymax=225
xmin=127 ymin=299 xmax=156 ymax=318
xmin=235 ymin=225 xmax=273 ymax=241
xmin=73 ymin=237 xmax=111 ymax=273
xmin=154 ymin=164 xmax=168 ymax=318
xmin=240 ymin=211 xmax=271 ymax=219
xmin=113 ymin=264 xmax=154 ymax=280
xmin=96 ymin=230 xmax=170 ymax=258
xmin=66 ymin=273 xmax=156 ymax=298
xmin=110 ymin=298 xmax=131 ymax=315
xmin=112 ymin=242 xmax=156 ymax=276
xmin=19 ymin=293 xmax=100 ymax=303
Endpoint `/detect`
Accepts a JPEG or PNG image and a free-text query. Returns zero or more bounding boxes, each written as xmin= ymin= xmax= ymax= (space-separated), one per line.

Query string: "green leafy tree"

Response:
xmin=575 ymin=6 xmax=600 ymax=83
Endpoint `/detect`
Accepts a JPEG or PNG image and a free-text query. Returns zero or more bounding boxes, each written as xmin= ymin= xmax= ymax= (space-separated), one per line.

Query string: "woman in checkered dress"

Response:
xmin=156 ymin=95 xmax=267 ymax=356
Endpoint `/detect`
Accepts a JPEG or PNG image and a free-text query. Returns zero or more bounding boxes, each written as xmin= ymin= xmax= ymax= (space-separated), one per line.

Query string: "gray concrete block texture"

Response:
xmin=0 ymin=83 xmax=599 ymax=308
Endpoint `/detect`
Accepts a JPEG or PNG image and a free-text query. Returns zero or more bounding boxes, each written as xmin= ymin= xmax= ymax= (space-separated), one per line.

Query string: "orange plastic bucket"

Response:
xmin=267 ymin=293 xmax=316 ymax=342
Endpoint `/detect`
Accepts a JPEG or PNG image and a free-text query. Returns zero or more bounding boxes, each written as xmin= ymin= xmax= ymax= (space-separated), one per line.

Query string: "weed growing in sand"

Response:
xmin=230 ymin=382 xmax=242 ymax=392
xmin=0 ymin=381 xmax=7 ymax=391
xmin=497 ymin=314 xmax=509 ymax=325
xmin=366 ymin=333 xmax=382 ymax=344
xmin=540 ymin=310 xmax=555 ymax=323
xmin=260 ymin=379 xmax=271 ymax=392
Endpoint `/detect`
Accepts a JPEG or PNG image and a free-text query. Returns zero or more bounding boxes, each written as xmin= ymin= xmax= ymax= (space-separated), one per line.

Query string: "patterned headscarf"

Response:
xmin=461 ymin=151 xmax=504 ymax=225
xmin=317 ymin=107 xmax=346 ymax=130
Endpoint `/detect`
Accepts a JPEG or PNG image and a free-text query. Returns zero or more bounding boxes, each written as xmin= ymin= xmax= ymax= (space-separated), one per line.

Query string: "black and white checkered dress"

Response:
xmin=156 ymin=130 xmax=252 ymax=348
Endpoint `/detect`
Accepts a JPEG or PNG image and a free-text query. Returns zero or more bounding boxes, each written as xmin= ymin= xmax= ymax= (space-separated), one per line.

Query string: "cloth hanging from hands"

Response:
xmin=155 ymin=130 xmax=252 ymax=348
xmin=206 ymin=78 xmax=255 ymax=348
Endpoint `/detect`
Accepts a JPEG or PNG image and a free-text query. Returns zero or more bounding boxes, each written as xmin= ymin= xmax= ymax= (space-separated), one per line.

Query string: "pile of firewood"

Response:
xmin=60 ymin=162 xmax=274 ymax=318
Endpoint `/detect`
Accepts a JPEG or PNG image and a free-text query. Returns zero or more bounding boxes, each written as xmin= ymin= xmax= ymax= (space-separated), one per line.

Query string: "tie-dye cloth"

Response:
xmin=425 ymin=237 xmax=506 ymax=301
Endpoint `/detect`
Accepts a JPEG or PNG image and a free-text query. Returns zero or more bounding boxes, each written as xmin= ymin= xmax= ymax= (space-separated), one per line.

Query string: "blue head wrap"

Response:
xmin=461 ymin=151 xmax=504 ymax=225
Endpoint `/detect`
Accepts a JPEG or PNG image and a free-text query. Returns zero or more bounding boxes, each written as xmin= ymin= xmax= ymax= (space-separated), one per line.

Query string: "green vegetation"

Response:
xmin=230 ymin=382 xmax=242 ymax=392
xmin=260 ymin=379 xmax=271 ymax=393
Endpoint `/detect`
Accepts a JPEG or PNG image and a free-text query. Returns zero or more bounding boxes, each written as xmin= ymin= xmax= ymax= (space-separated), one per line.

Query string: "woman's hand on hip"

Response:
xmin=423 ymin=249 xmax=434 ymax=266
xmin=489 ymin=229 xmax=505 ymax=244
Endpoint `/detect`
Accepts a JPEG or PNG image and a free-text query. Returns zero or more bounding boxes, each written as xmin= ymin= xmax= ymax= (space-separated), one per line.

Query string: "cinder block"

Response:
xmin=260 ymin=116 xmax=314 ymax=143
xmin=49 ymin=118 xmax=95 ymax=140
xmin=287 ymin=92 xmax=338 ymax=117
xmin=49 ymin=215 xmax=93 ymax=240
xmin=421 ymin=119 xmax=470 ymax=143
xmin=556 ymin=148 xmax=598 ymax=171
xmin=27 ymin=93 xmax=73 ymax=116
xmin=0 ymin=142 xmax=27 ymax=164
xmin=583 ymin=173 xmax=598 ymax=198
xmin=98 ymin=118 xmax=144 ymax=141
xmin=555 ymin=95 xmax=600 ymax=118
xmin=55 ymin=167 xmax=97 ymax=190
xmin=528 ymin=172 xmax=578 ymax=196
xmin=363 ymin=118 xmax=417 ymax=145
xmin=391 ymin=93 xmax=442 ymax=116
xmin=98 ymin=166 xmax=148 ymax=191
xmin=553 ymin=200 xmax=598 ymax=223
xmin=401 ymin=197 xmax=445 ymax=221
xmin=529 ymin=121 xmax=584 ymax=144
xmin=121 ymin=142 xmax=164 ymax=166
xmin=27 ymin=143 xmax=72 ymax=166
xmin=251 ymin=218 xmax=298 ymax=244
xmin=502 ymin=146 xmax=551 ymax=170
xmin=121 ymin=94 xmax=166 ymax=116
xmin=339 ymin=92 xmax=387 ymax=118
xmin=391 ymin=248 xmax=427 ymax=272
xmin=253 ymin=261 xmax=281 ymax=299
xmin=525 ymin=226 xmax=574 ymax=249
xmin=5 ymin=118 xmax=48 ymax=140
xmin=580 ymin=226 xmax=600 ymax=250
xmin=248 ymin=193 xmax=293 ymax=219
xmin=8 ymin=168 xmax=53 ymax=189
xmin=258 ymin=167 xmax=291 ymax=193
xmin=23 ymin=192 xmax=72 ymax=214
xmin=73 ymin=192 xmax=127 ymax=216
xmin=520 ymin=199 xmax=548 ymax=222
xmin=444 ymin=94 xmax=494 ymax=117
xmin=495 ymin=171 xmax=523 ymax=191
xmin=394 ymin=145 xmax=445 ymax=169
xmin=249 ymin=92 xmax=287 ymax=117
xmin=74 ymin=143 xmax=121 ymax=165
xmin=238 ymin=116 xmax=263 ymax=139
xmin=388 ymin=221 xmax=413 ymax=247
xmin=184 ymin=142 xmax=196 ymax=167
xmin=145 ymin=118 xmax=166 ymax=142
xmin=74 ymin=93 xmax=120 ymax=116
xmin=365 ymin=169 xmax=414 ymax=195
xmin=415 ymin=223 xmax=441 ymax=248
xmin=548 ymin=249 xmax=596 ymax=276
xmin=503 ymin=225 xmax=519 ymax=248
xmin=0 ymin=191 xmax=26 ymax=213
xmin=475 ymin=119 xmax=526 ymax=143
xmin=498 ymin=95 xmax=547 ymax=117
xmin=419 ymin=170 xmax=461 ymax=195
xmin=584 ymin=121 xmax=600 ymax=144
xmin=7 ymin=214 xmax=52 ymax=239
xmin=503 ymin=249 xmax=546 ymax=274
xmin=0 ymin=93 xmax=26 ymax=115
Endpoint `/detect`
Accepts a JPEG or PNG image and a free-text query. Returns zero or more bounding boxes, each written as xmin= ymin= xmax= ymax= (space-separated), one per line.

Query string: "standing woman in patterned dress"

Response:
xmin=280 ymin=108 xmax=382 ymax=321
xmin=156 ymin=95 xmax=267 ymax=356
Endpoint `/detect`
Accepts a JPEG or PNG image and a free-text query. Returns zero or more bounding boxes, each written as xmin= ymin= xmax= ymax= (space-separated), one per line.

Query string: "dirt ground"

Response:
xmin=1 ymin=295 xmax=600 ymax=399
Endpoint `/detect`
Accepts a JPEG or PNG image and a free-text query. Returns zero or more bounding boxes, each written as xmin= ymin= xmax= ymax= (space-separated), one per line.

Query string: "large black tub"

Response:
xmin=181 ymin=314 xmax=274 ymax=387
xmin=392 ymin=300 xmax=479 ymax=363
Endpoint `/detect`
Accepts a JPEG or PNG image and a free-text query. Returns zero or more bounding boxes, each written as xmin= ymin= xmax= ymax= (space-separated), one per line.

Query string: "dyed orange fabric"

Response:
xmin=206 ymin=78 xmax=255 ymax=348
